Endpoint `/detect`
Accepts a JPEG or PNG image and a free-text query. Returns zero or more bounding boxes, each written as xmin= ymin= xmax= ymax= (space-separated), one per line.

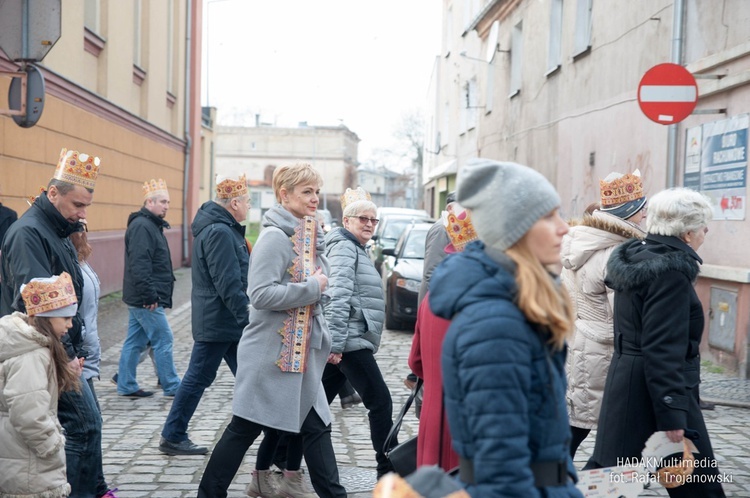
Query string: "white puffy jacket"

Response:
xmin=561 ymin=211 xmax=645 ymax=429
xmin=0 ymin=312 xmax=69 ymax=498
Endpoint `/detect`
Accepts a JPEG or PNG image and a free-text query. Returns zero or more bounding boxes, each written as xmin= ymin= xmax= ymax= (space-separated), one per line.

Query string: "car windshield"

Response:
xmin=401 ymin=229 xmax=428 ymax=259
xmin=383 ymin=219 xmax=413 ymax=240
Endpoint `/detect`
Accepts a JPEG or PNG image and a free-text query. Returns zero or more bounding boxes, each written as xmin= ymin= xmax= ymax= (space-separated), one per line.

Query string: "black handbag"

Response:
xmin=383 ymin=378 xmax=423 ymax=477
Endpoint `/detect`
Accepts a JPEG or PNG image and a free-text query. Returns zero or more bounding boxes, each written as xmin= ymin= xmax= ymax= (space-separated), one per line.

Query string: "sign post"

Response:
xmin=638 ymin=63 xmax=698 ymax=125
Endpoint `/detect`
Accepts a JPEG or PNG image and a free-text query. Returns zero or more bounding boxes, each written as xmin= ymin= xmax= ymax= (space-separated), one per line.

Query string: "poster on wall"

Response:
xmin=700 ymin=114 xmax=748 ymax=221
xmin=684 ymin=125 xmax=702 ymax=190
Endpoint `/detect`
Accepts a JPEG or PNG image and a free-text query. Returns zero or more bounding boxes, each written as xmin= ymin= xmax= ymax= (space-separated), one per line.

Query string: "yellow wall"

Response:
xmin=0 ymin=93 xmax=185 ymax=233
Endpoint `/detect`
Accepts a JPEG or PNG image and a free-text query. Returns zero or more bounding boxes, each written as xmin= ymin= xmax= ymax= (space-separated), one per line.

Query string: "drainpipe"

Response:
xmin=181 ymin=0 xmax=192 ymax=265
xmin=666 ymin=0 xmax=685 ymax=188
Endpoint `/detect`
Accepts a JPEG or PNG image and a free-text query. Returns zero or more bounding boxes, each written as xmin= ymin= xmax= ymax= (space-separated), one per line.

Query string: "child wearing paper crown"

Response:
xmin=429 ymin=159 xmax=583 ymax=497
xmin=0 ymin=272 xmax=80 ymax=498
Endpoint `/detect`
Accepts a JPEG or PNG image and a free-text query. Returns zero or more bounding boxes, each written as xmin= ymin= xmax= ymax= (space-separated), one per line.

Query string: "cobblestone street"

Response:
xmin=92 ymin=270 xmax=749 ymax=497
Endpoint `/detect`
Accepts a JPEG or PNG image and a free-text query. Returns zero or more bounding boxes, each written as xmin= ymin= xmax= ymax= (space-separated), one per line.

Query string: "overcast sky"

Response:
xmin=201 ymin=0 xmax=442 ymax=162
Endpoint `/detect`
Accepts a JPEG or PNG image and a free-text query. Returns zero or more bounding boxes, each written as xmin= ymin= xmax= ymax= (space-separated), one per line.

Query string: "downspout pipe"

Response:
xmin=181 ymin=0 xmax=192 ymax=266
xmin=666 ymin=0 xmax=685 ymax=188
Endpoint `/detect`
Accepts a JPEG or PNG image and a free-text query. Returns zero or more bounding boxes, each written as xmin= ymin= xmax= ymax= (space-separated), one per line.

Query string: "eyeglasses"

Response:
xmin=355 ymin=216 xmax=379 ymax=226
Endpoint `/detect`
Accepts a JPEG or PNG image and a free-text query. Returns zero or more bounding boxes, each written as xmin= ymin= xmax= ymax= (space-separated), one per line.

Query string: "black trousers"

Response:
xmin=322 ymin=348 xmax=396 ymax=477
xmin=197 ymin=411 xmax=346 ymax=498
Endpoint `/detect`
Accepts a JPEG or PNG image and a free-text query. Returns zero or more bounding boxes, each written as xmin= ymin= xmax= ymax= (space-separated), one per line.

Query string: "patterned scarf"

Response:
xmin=276 ymin=215 xmax=318 ymax=373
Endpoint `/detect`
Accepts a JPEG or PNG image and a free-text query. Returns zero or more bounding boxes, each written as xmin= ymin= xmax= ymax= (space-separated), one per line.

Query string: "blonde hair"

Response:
xmin=272 ymin=163 xmax=323 ymax=203
xmin=505 ymin=240 xmax=573 ymax=350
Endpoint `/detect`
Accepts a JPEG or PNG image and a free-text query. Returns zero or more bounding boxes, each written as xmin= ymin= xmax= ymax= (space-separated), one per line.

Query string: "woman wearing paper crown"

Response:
xmin=560 ymin=170 xmax=647 ymax=459
xmin=321 ymin=187 xmax=394 ymax=478
xmin=199 ymin=163 xmax=346 ymax=498
xmin=428 ymin=159 xmax=583 ymax=497
xmin=0 ymin=273 xmax=80 ymax=498
xmin=407 ymin=202 xmax=477 ymax=473
xmin=585 ymin=188 xmax=726 ymax=497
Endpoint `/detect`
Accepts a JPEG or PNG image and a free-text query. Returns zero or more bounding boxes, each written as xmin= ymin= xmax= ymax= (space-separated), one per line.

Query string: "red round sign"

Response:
xmin=637 ymin=63 xmax=698 ymax=125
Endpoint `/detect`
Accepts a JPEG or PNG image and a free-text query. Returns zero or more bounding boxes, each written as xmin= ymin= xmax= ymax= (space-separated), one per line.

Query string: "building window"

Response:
xmin=466 ymin=78 xmax=478 ymax=130
xmin=133 ymin=0 xmax=142 ymax=67
xmin=573 ymin=0 xmax=592 ymax=58
xmin=445 ymin=7 xmax=453 ymax=56
xmin=485 ymin=61 xmax=494 ymax=113
xmin=167 ymin=0 xmax=174 ymax=92
xmin=510 ymin=21 xmax=523 ymax=98
xmin=459 ymin=80 xmax=476 ymax=134
xmin=547 ymin=0 xmax=563 ymax=74
xmin=84 ymin=0 xmax=100 ymax=33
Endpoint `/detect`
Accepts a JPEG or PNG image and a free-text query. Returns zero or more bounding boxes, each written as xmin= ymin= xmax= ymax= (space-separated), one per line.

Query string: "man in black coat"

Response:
xmin=0 ymin=148 xmax=107 ymax=497
xmin=115 ymin=178 xmax=181 ymax=398
xmin=0 ymin=196 xmax=17 ymax=246
xmin=159 ymin=175 xmax=251 ymax=455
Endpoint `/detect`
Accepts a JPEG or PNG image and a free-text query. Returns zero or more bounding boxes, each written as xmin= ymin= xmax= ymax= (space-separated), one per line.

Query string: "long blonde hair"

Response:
xmin=26 ymin=315 xmax=81 ymax=393
xmin=505 ymin=240 xmax=573 ymax=350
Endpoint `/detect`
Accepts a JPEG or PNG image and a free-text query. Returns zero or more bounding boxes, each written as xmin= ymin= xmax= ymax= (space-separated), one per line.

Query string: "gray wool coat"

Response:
xmin=232 ymin=205 xmax=333 ymax=433
xmin=324 ymin=228 xmax=385 ymax=354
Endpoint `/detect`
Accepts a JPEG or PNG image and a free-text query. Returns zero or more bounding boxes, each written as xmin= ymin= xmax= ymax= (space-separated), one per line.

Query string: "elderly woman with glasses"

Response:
xmin=321 ymin=188 xmax=396 ymax=478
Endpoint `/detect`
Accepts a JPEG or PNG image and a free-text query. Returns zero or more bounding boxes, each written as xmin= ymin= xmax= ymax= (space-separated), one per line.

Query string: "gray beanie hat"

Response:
xmin=457 ymin=159 xmax=561 ymax=251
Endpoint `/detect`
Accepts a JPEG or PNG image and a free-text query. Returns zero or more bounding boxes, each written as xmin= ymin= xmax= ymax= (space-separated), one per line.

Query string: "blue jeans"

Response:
xmin=58 ymin=374 xmax=103 ymax=498
xmin=117 ymin=306 xmax=181 ymax=395
xmin=161 ymin=341 xmax=238 ymax=442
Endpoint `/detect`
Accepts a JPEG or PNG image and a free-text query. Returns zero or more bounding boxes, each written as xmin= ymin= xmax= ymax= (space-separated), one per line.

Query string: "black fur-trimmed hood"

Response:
xmin=606 ymin=234 xmax=702 ymax=292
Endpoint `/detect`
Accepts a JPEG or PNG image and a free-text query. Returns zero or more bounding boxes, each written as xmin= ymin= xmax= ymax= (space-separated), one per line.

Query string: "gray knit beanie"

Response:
xmin=457 ymin=159 xmax=561 ymax=251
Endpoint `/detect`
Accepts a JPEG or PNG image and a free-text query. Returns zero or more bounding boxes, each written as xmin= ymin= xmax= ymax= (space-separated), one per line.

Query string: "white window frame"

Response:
xmin=485 ymin=61 xmax=494 ymax=113
xmin=133 ymin=0 xmax=142 ymax=66
xmin=84 ymin=0 xmax=100 ymax=33
xmin=573 ymin=0 xmax=592 ymax=58
xmin=509 ymin=21 xmax=523 ymax=98
xmin=167 ymin=0 xmax=174 ymax=91
xmin=547 ymin=0 xmax=563 ymax=74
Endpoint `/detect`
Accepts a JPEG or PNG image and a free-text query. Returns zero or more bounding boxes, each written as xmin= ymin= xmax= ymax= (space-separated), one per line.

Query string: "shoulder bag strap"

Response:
xmin=383 ymin=378 xmax=424 ymax=453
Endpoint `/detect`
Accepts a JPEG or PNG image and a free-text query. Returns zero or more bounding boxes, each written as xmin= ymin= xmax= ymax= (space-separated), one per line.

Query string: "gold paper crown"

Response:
xmin=216 ymin=174 xmax=248 ymax=199
xmin=340 ymin=187 xmax=371 ymax=211
xmin=54 ymin=148 xmax=101 ymax=190
xmin=443 ymin=203 xmax=478 ymax=252
xmin=143 ymin=178 xmax=169 ymax=199
xmin=600 ymin=170 xmax=644 ymax=207
xmin=21 ymin=272 xmax=77 ymax=316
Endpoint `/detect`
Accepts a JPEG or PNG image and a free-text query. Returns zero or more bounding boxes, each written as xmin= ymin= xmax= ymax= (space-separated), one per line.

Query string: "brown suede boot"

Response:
xmin=245 ymin=469 xmax=283 ymax=498
xmin=276 ymin=469 xmax=318 ymax=498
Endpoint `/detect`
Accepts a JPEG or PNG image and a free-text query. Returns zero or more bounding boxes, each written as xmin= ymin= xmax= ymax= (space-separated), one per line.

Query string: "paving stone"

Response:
xmin=94 ymin=269 xmax=750 ymax=497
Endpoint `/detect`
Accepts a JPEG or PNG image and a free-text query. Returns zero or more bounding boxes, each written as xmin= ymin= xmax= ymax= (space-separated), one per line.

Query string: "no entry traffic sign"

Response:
xmin=638 ymin=63 xmax=698 ymax=125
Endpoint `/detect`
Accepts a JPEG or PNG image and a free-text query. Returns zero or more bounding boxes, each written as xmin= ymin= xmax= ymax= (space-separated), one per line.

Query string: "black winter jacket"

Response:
xmin=0 ymin=203 xmax=18 ymax=246
xmin=0 ymin=193 xmax=85 ymax=359
xmin=591 ymin=234 xmax=705 ymax=466
xmin=190 ymin=201 xmax=249 ymax=342
xmin=122 ymin=208 xmax=175 ymax=308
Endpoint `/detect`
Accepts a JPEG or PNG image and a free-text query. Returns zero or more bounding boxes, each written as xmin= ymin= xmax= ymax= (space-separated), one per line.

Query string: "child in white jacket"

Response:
xmin=0 ymin=272 xmax=80 ymax=498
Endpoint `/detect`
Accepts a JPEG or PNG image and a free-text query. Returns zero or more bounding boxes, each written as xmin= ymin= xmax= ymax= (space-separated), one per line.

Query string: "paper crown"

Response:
xmin=600 ymin=169 xmax=644 ymax=207
xmin=216 ymin=174 xmax=248 ymax=199
xmin=143 ymin=178 xmax=169 ymax=199
xmin=20 ymin=272 xmax=78 ymax=317
xmin=340 ymin=187 xmax=371 ymax=210
xmin=54 ymin=148 xmax=100 ymax=190
xmin=443 ymin=202 xmax=479 ymax=253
